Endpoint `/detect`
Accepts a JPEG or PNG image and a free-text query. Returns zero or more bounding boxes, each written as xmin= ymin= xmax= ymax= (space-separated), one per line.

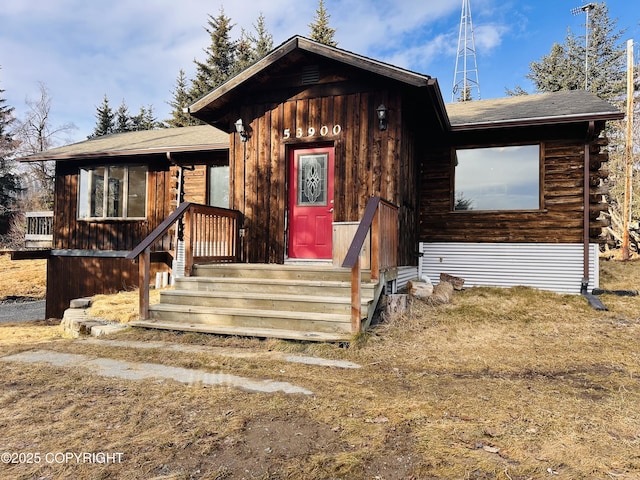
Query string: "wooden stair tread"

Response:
xmin=129 ymin=320 xmax=351 ymax=342
xmin=161 ymin=289 xmax=374 ymax=304
xmin=148 ymin=303 xmax=352 ymax=322
xmin=176 ymin=276 xmax=376 ymax=288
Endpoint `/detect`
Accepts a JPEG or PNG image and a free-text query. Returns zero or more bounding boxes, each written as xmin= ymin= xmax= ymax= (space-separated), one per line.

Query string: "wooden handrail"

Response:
xmin=126 ymin=201 xmax=193 ymax=261
xmin=342 ymin=196 xmax=398 ymax=334
xmin=128 ymin=202 xmax=243 ymax=320
xmin=342 ymin=197 xmax=381 ymax=270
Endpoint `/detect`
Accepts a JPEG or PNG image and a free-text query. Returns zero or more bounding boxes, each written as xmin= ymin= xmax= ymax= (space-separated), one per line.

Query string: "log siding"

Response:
xmin=418 ymin=128 xmax=610 ymax=244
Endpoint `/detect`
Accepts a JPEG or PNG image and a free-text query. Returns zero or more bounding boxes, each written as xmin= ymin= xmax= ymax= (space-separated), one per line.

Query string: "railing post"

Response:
xmin=371 ymin=207 xmax=380 ymax=281
xmin=139 ymin=246 xmax=151 ymax=320
xmin=351 ymin=256 xmax=362 ymax=334
xmin=184 ymin=208 xmax=193 ymax=276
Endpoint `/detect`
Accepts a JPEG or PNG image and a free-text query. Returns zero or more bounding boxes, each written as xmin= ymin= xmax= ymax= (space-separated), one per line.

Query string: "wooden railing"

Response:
xmin=341 ymin=197 xmax=398 ymax=334
xmin=127 ymin=202 xmax=243 ymax=319
xmin=25 ymin=211 xmax=53 ymax=248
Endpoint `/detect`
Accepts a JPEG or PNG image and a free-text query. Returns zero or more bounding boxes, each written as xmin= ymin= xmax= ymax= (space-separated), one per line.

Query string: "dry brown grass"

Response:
xmin=0 ymin=253 xmax=46 ymax=300
xmin=89 ymin=289 xmax=161 ymax=323
xmin=0 ymin=257 xmax=639 ymax=479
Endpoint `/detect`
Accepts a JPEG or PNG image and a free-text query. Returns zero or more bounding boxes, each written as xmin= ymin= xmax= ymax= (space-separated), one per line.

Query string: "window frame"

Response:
xmin=77 ymin=164 xmax=148 ymax=221
xmin=451 ymin=142 xmax=544 ymax=213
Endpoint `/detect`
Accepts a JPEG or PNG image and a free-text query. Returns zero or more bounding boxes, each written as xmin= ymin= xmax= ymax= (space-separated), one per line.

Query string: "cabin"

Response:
xmin=19 ymin=36 xmax=623 ymax=341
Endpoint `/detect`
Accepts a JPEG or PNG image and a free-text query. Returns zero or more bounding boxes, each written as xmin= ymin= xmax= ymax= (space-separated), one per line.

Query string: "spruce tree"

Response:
xmin=233 ymin=29 xmax=254 ymax=76
xmin=309 ymin=0 xmax=337 ymax=47
xmin=166 ymin=69 xmax=198 ymax=128
xmin=232 ymin=14 xmax=274 ymax=76
xmin=0 ymin=75 xmax=20 ymax=226
xmin=131 ymin=105 xmax=160 ymax=131
xmin=190 ymin=8 xmax=237 ymax=101
xmin=115 ymin=99 xmax=132 ymax=133
xmin=251 ymin=13 xmax=274 ymax=60
xmin=91 ymin=95 xmax=115 ymax=138
xmin=527 ymin=3 xmax=625 ymax=100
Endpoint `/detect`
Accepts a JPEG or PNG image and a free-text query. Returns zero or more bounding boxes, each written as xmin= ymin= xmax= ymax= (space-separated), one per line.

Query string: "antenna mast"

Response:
xmin=452 ymin=0 xmax=481 ymax=102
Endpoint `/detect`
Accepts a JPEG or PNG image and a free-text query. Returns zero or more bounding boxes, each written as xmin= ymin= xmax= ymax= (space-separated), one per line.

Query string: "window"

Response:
xmin=78 ymin=165 xmax=147 ymax=219
xmin=454 ymin=144 xmax=540 ymax=211
xmin=297 ymin=153 xmax=328 ymax=206
xmin=208 ymin=165 xmax=230 ymax=208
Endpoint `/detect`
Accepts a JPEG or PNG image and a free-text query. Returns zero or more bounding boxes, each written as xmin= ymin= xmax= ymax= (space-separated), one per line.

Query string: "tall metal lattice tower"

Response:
xmin=452 ymin=0 xmax=481 ymax=102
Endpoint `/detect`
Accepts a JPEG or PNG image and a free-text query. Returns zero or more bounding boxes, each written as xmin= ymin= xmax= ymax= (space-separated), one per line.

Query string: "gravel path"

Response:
xmin=0 ymin=299 xmax=46 ymax=323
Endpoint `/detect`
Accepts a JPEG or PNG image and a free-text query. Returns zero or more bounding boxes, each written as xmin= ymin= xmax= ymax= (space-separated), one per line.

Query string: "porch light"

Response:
xmin=376 ymin=104 xmax=387 ymax=131
xmin=234 ymin=118 xmax=248 ymax=142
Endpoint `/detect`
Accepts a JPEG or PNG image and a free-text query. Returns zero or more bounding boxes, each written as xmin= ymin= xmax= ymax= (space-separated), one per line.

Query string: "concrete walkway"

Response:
xmin=80 ymin=338 xmax=362 ymax=369
xmin=0 ymin=338 xmax=362 ymax=395
xmin=1 ymin=350 xmax=314 ymax=395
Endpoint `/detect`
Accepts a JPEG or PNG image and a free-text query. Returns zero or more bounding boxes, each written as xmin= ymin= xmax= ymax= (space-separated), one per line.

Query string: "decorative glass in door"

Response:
xmin=297 ymin=154 xmax=328 ymax=206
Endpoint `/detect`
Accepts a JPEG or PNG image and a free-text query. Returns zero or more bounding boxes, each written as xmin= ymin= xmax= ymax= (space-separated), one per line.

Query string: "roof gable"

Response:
xmin=188 ymin=35 xmax=433 ymax=128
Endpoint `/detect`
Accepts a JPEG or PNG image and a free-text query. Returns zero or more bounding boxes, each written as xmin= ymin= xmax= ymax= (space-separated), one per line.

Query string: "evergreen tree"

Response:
xmin=190 ymin=8 xmax=237 ymax=101
xmin=115 ymin=99 xmax=132 ymax=133
xmin=0 ymin=74 xmax=20 ymax=228
xmin=251 ymin=13 xmax=274 ymax=60
xmin=166 ymin=69 xmax=198 ymax=128
xmin=91 ymin=95 xmax=115 ymax=138
xmin=309 ymin=0 xmax=337 ymax=47
xmin=131 ymin=105 xmax=160 ymax=131
xmin=233 ymin=29 xmax=254 ymax=76
xmin=527 ymin=3 xmax=625 ymax=100
xmin=232 ymin=13 xmax=274 ymax=76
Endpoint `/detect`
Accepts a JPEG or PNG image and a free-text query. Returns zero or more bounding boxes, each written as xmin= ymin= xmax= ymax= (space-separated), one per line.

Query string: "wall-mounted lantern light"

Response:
xmin=234 ymin=118 xmax=249 ymax=142
xmin=376 ymin=104 xmax=388 ymax=131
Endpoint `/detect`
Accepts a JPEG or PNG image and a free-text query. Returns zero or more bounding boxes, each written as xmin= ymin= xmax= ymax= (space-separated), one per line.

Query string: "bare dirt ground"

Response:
xmin=0 ymin=254 xmax=639 ymax=479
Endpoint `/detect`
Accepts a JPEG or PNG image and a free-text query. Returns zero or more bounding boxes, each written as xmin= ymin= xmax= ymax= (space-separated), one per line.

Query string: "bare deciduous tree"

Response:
xmin=14 ymin=82 xmax=76 ymax=209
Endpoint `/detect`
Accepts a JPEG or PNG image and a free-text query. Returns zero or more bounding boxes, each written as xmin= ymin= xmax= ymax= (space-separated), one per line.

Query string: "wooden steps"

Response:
xmin=131 ymin=264 xmax=380 ymax=342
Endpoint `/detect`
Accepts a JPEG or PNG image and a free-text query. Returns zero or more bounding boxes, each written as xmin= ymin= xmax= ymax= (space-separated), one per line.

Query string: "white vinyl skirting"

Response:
xmin=419 ymin=242 xmax=599 ymax=294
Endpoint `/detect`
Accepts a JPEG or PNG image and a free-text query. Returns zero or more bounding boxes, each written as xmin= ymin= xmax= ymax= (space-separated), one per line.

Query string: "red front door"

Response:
xmin=288 ymin=147 xmax=334 ymax=259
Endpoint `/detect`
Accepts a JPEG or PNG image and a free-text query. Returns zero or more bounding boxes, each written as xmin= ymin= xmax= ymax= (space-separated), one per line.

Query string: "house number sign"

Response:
xmin=283 ymin=124 xmax=342 ymax=139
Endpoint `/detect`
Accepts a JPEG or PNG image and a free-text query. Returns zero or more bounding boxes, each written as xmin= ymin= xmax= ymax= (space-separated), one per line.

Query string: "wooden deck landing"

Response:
xmin=129 ymin=263 xmax=380 ymax=342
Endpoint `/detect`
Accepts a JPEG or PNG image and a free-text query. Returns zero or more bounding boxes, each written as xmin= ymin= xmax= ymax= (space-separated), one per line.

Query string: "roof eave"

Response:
xmin=18 ymin=143 xmax=229 ymax=163
xmin=449 ymin=111 xmax=625 ymax=131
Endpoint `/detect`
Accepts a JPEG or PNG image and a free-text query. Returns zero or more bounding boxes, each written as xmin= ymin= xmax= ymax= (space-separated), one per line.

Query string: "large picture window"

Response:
xmin=454 ymin=145 xmax=540 ymax=211
xmin=78 ymin=165 xmax=147 ymax=219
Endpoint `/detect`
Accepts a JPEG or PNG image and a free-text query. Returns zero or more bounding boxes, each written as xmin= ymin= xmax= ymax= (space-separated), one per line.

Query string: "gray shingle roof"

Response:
xmin=19 ymin=125 xmax=229 ymax=162
xmin=446 ymin=90 xmax=623 ymax=129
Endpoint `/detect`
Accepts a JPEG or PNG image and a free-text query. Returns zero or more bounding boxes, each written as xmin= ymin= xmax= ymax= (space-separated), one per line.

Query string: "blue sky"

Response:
xmin=1 ymin=0 xmax=638 ymax=145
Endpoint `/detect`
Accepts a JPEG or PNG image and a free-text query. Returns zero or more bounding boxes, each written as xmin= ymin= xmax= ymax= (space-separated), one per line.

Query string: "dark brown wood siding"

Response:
xmin=418 ymin=125 xmax=610 ymax=244
xmin=53 ymin=159 xmax=174 ymax=251
xmin=47 ymin=151 xmax=227 ymax=318
xmin=228 ymin=88 xmax=419 ymax=266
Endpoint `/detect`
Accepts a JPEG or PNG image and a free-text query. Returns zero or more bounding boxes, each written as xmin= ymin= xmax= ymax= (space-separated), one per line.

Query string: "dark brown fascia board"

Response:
xmin=449 ymin=111 xmax=625 ymax=131
xmin=427 ymin=78 xmax=452 ymax=131
xmin=189 ymin=38 xmax=299 ymax=114
xmin=188 ymin=36 xmax=431 ymax=116
xmin=18 ymin=143 xmax=229 ymax=163
xmin=296 ymin=37 xmax=431 ymax=87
